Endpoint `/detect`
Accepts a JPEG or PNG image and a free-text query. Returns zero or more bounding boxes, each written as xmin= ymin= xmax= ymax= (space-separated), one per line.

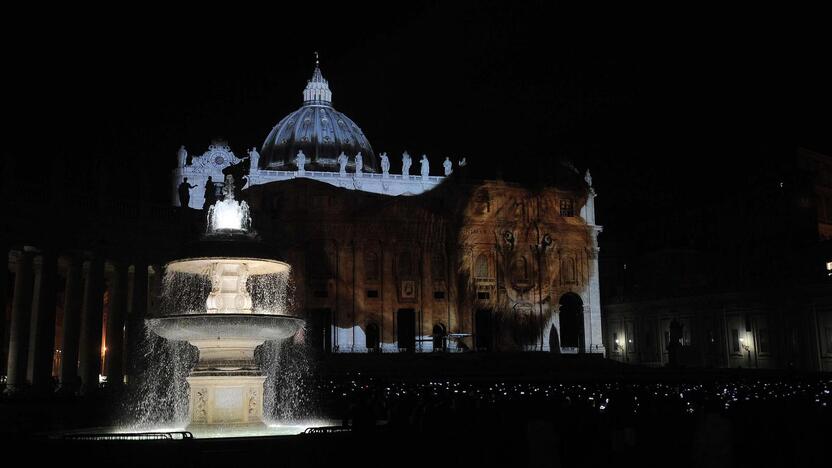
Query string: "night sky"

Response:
xmin=6 ymin=3 xmax=830 ymax=229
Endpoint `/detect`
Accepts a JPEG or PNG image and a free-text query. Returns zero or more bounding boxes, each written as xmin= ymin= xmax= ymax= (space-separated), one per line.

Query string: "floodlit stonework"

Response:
xmin=170 ymin=63 xmax=606 ymax=356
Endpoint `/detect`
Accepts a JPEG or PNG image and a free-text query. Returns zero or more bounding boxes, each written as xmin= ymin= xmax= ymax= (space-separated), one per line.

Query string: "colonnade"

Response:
xmin=1 ymin=244 xmax=161 ymax=395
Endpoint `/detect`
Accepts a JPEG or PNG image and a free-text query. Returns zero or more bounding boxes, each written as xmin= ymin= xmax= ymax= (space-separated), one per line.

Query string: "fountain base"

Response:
xmin=147 ymin=314 xmax=304 ymax=428
xmin=187 ymin=375 xmax=267 ymax=426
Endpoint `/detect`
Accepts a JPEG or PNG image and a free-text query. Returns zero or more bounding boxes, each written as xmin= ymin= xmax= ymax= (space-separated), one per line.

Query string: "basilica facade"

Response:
xmin=172 ymin=64 xmax=606 ymax=355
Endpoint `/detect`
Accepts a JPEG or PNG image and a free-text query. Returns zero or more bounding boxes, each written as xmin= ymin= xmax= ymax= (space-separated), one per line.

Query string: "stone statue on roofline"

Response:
xmin=380 ymin=152 xmax=390 ymax=177
xmin=402 ymin=151 xmax=412 ymax=178
xmin=177 ymin=145 xmax=188 ymax=168
xmin=296 ymin=150 xmax=306 ymax=174
xmin=420 ymin=154 xmax=430 ymax=179
xmin=443 ymin=157 xmax=452 ymax=176
xmin=355 ymin=152 xmax=363 ymax=177
xmin=458 ymin=157 xmax=467 ymax=167
xmin=247 ymin=147 xmax=260 ymax=172
xmin=337 ymin=152 xmax=348 ymax=176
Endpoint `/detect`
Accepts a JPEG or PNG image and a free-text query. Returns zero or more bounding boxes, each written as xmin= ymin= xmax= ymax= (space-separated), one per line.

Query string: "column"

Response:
xmin=104 ymin=260 xmax=128 ymax=387
xmin=126 ymin=260 xmax=148 ymax=378
xmin=586 ymin=227 xmax=605 ymax=355
xmin=0 ymin=244 xmax=9 ymax=376
xmin=59 ymin=254 xmax=83 ymax=391
xmin=27 ymin=249 xmax=58 ymax=392
xmin=78 ymin=255 xmax=105 ymax=395
xmin=4 ymin=250 xmax=34 ymax=393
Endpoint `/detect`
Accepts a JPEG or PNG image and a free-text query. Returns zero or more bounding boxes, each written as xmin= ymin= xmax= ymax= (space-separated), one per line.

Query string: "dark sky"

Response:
xmin=6 ymin=2 xmax=830 ymax=223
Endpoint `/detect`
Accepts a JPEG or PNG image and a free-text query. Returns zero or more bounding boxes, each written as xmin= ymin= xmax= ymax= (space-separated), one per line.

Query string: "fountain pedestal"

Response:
xmin=187 ymin=375 xmax=266 ymax=426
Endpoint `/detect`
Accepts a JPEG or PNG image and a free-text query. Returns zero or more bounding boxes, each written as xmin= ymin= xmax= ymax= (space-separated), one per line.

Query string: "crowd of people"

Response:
xmin=302 ymin=374 xmax=831 ymax=466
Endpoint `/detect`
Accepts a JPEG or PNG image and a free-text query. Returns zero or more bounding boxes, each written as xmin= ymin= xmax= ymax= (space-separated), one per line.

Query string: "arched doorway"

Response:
xmin=558 ymin=293 xmax=584 ymax=350
xmin=365 ymin=322 xmax=380 ymax=352
xmin=396 ymin=309 xmax=415 ymax=352
xmin=475 ymin=309 xmax=493 ymax=351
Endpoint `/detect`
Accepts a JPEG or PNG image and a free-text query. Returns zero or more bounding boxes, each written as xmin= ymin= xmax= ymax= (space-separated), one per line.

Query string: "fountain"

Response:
xmin=146 ymin=175 xmax=304 ymax=429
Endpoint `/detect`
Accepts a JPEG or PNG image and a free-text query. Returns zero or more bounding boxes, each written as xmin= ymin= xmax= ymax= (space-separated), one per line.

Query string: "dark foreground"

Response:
xmin=3 ymin=355 xmax=831 ymax=467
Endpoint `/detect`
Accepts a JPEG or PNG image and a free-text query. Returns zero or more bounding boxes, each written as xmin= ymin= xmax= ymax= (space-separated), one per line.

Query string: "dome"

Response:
xmin=260 ymin=65 xmax=376 ymax=172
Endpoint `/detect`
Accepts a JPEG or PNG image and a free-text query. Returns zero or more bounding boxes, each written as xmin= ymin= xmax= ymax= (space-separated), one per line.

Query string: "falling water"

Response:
xmin=258 ymin=338 xmax=315 ymax=423
xmin=119 ymin=328 xmax=198 ymax=430
xmin=159 ymin=268 xmax=294 ymax=316
xmin=159 ymin=271 xmax=212 ymax=315
xmin=249 ymin=270 xmax=294 ymax=315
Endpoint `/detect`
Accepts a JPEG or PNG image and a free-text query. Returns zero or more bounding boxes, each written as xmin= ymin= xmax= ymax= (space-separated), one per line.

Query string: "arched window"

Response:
xmin=474 ymin=254 xmax=489 ymax=279
xmin=431 ymin=252 xmax=445 ymax=279
xmin=397 ymin=251 xmax=413 ymax=277
xmin=562 ymin=257 xmax=576 ymax=284
xmin=364 ymin=252 xmax=380 ymax=281
xmin=309 ymin=243 xmax=335 ymax=279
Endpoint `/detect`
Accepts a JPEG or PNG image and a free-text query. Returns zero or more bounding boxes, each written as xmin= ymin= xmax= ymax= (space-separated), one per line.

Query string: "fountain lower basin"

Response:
xmin=147 ymin=314 xmax=304 ymax=427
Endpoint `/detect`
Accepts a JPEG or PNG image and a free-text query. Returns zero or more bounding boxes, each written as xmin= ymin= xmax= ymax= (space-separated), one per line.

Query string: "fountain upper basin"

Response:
xmin=147 ymin=314 xmax=304 ymax=342
xmin=166 ymin=257 xmax=290 ymax=276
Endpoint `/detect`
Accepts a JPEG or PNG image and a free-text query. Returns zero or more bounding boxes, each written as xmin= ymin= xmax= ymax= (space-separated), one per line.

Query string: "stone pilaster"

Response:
xmin=104 ymin=261 xmax=128 ymax=387
xmin=59 ymin=255 xmax=83 ymax=391
xmin=5 ymin=250 xmax=34 ymax=393
xmin=27 ymin=249 xmax=58 ymax=392
xmin=78 ymin=255 xmax=105 ymax=395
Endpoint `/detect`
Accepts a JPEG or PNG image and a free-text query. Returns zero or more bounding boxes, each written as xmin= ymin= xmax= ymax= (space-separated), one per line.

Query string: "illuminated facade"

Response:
xmin=171 ymin=64 xmax=606 ymax=355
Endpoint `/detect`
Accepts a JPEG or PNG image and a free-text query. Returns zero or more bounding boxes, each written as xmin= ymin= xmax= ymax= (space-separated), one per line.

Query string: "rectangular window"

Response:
xmin=366 ymin=289 xmax=379 ymax=298
xmin=731 ymin=329 xmax=740 ymax=353
xmin=313 ymin=290 xmax=328 ymax=298
xmin=758 ymin=328 xmax=770 ymax=354
xmin=433 ymin=291 xmax=445 ymax=300
xmin=560 ymin=199 xmax=575 ymax=217
xmin=477 ymin=291 xmax=490 ymax=300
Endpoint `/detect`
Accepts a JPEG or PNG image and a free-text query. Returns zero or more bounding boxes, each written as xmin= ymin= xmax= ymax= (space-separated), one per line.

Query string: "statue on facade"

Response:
xmin=355 ymin=152 xmax=363 ymax=177
xmin=443 ymin=157 xmax=453 ymax=176
xmin=178 ymin=177 xmax=197 ymax=208
xmin=584 ymin=169 xmax=593 ymax=188
xmin=458 ymin=157 xmax=467 ymax=167
xmin=296 ymin=150 xmax=306 ymax=174
xmin=177 ymin=145 xmax=188 ymax=168
xmin=402 ymin=151 xmax=412 ymax=178
xmin=337 ymin=152 xmax=348 ymax=176
xmin=380 ymin=152 xmax=390 ymax=177
xmin=248 ymin=147 xmax=260 ymax=172
xmin=203 ymin=176 xmax=216 ymax=210
xmin=420 ymin=154 xmax=430 ymax=179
